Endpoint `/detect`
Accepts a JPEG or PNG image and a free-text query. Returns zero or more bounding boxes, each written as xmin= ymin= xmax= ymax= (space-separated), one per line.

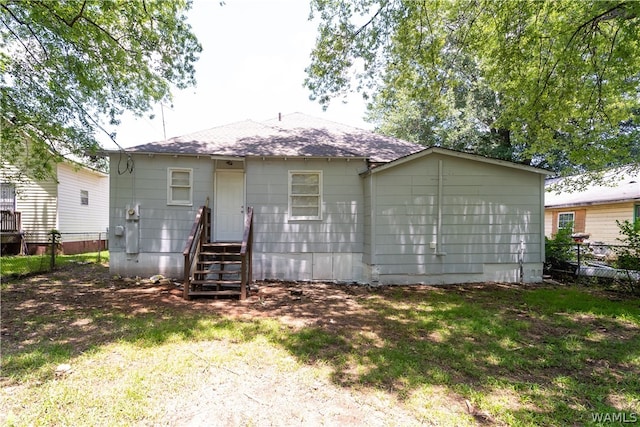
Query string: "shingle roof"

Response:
xmin=126 ymin=112 xmax=422 ymax=162
xmin=545 ymin=167 xmax=640 ymax=207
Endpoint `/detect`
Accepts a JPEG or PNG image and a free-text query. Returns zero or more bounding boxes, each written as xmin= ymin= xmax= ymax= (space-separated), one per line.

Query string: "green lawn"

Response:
xmin=0 ymin=251 xmax=108 ymax=280
xmin=1 ymin=265 xmax=639 ymax=426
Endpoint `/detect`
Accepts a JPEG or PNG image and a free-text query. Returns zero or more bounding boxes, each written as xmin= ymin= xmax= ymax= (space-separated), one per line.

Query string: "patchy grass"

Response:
xmin=349 ymin=286 xmax=640 ymax=425
xmin=3 ymin=321 xmax=288 ymax=426
xmin=2 ymin=265 xmax=639 ymax=426
xmin=0 ymin=251 xmax=108 ymax=280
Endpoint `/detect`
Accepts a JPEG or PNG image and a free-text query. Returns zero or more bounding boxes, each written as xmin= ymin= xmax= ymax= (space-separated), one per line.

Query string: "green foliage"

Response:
xmin=306 ymin=0 xmax=640 ymax=174
xmin=615 ymin=219 xmax=640 ymax=266
xmin=0 ymin=0 xmax=202 ymax=180
xmin=614 ymin=219 xmax=640 ymax=294
xmin=545 ymin=225 xmax=575 ymax=268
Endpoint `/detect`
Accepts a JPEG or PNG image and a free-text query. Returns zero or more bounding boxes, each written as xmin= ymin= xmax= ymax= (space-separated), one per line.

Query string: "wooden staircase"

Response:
xmin=183 ymin=202 xmax=254 ymax=300
xmin=189 ymin=242 xmax=244 ymax=297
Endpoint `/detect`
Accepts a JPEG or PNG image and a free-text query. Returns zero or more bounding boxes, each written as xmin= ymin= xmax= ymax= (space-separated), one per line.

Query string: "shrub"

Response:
xmin=613 ymin=219 xmax=640 ymax=294
xmin=545 ymin=225 xmax=575 ymax=271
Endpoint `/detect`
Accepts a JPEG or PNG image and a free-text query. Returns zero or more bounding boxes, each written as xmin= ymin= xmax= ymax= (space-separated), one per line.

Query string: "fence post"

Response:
xmin=49 ymin=230 xmax=60 ymax=271
xmin=97 ymin=232 xmax=102 ymax=263
xmin=576 ymin=243 xmax=581 ymax=280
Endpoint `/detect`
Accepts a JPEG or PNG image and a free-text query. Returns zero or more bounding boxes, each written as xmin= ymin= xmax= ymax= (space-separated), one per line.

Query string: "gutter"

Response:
xmin=545 ymin=197 xmax=640 ymax=209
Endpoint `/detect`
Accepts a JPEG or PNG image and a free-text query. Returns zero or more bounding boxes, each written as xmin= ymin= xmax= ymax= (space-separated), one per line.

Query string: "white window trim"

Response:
xmin=80 ymin=189 xmax=89 ymax=206
xmin=167 ymin=168 xmax=193 ymax=206
xmin=0 ymin=182 xmax=16 ymax=212
xmin=288 ymin=170 xmax=323 ymax=221
xmin=557 ymin=211 xmax=575 ymax=230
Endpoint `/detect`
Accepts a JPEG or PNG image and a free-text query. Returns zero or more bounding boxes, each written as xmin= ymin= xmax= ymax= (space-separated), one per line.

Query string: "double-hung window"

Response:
xmin=557 ymin=212 xmax=575 ymax=230
xmin=167 ymin=168 xmax=193 ymax=206
xmin=80 ymin=190 xmax=89 ymax=205
xmin=289 ymin=171 xmax=322 ymax=220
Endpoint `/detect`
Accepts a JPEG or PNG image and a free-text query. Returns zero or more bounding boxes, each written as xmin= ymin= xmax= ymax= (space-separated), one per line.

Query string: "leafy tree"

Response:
xmin=1 ymin=0 xmax=201 ymax=180
xmin=305 ymin=0 xmax=640 ymax=175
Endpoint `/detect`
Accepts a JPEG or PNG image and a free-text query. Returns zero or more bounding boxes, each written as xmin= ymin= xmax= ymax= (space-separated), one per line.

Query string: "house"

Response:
xmin=0 ymin=160 xmax=109 ymax=255
xmin=108 ymin=113 xmax=549 ymax=291
xmin=545 ymin=167 xmax=640 ymax=244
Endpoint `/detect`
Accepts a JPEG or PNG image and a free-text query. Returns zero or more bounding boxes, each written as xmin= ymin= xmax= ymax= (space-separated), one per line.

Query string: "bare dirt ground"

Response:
xmin=12 ymin=263 xmax=633 ymax=425
xmin=3 ymin=262 xmax=472 ymax=426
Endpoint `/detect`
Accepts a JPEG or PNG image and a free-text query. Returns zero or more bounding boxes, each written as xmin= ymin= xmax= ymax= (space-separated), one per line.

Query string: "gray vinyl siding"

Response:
xmin=370 ymin=154 xmax=544 ymax=283
xmin=108 ymin=149 xmax=545 ymax=284
xmin=109 ymin=154 xmax=216 ymax=276
xmin=246 ymin=158 xmax=367 ymax=254
xmin=110 ymin=154 xmax=369 ymax=279
xmin=245 ymin=157 xmax=368 ymax=282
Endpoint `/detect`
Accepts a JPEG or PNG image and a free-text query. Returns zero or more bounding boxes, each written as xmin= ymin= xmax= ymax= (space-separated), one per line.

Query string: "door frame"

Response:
xmin=213 ymin=169 xmax=246 ymax=241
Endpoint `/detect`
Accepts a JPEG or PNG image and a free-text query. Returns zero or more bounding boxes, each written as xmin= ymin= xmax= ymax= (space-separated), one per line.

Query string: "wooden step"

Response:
xmin=191 ymin=279 xmax=242 ymax=286
xmin=197 ymin=260 xmax=242 ymax=265
xmin=203 ymin=242 xmax=241 ymax=247
xmin=193 ymin=269 xmax=241 ymax=275
xmin=188 ymin=290 xmax=242 ymax=297
xmin=199 ymin=251 xmax=241 ymax=257
xmin=202 ymin=242 xmax=241 ymax=252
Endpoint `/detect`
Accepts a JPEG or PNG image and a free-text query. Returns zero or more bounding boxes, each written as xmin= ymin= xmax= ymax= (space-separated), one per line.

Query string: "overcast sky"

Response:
xmin=98 ymin=0 xmax=370 ymax=150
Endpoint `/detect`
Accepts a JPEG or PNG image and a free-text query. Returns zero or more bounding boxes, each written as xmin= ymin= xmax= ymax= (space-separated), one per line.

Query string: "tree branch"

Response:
xmin=535 ymin=2 xmax=635 ymax=107
xmin=80 ymin=15 xmax=131 ymax=53
xmin=36 ymin=1 xmax=131 ymax=53
xmin=0 ymin=3 xmax=48 ymax=58
xmin=352 ymin=1 xmax=387 ymax=39
xmin=33 ymin=0 xmax=87 ymax=28
xmin=67 ymin=0 xmax=87 ymax=27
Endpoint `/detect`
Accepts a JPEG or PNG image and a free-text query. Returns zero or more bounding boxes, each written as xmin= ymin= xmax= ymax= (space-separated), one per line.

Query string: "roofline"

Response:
xmin=246 ymin=155 xmax=368 ymax=161
xmin=58 ymin=160 xmax=109 ymax=178
xmin=106 ymin=150 xmax=369 ymax=161
xmin=106 ymin=150 xmax=245 ymax=161
xmin=360 ymin=146 xmax=553 ymax=176
xmin=545 ymin=197 xmax=640 ymax=209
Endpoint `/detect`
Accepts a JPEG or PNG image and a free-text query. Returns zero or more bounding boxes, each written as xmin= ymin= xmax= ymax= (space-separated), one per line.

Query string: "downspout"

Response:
xmin=370 ymin=172 xmax=379 ymax=283
xmin=436 ymin=159 xmax=446 ymax=256
xmin=518 ymin=239 xmax=525 ymax=283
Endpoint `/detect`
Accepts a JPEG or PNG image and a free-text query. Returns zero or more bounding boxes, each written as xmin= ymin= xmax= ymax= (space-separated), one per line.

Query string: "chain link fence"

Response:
xmin=545 ymin=242 xmax=639 ymax=292
xmin=21 ymin=231 xmax=108 ymax=256
xmin=1 ymin=231 xmax=108 ymax=277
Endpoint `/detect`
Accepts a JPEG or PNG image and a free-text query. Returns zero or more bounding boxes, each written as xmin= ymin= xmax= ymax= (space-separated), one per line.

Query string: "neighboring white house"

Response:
xmin=545 ymin=167 xmax=640 ymax=244
xmin=0 ymin=160 xmax=109 ymax=255
xmin=108 ymin=113 xmax=550 ymax=285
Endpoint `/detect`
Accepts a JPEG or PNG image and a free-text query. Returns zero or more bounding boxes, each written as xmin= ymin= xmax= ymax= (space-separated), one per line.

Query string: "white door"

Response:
xmin=214 ymin=170 xmax=245 ymax=241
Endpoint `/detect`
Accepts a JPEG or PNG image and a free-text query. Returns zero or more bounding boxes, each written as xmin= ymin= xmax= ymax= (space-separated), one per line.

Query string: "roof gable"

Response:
xmin=125 ymin=112 xmax=422 ymax=162
xmin=363 ymin=146 xmax=552 ymax=176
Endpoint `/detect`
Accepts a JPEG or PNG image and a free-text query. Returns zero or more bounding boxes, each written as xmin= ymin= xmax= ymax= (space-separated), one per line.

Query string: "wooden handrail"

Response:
xmin=183 ymin=203 xmax=251 ymax=300
xmin=240 ymin=206 xmax=254 ymax=299
xmin=240 ymin=206 xmax=253 ymax=256
xmin=183 ymin=203 xmax=211 ymax=299
xmin=0 ymin=210 xmax=21 ymax=232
